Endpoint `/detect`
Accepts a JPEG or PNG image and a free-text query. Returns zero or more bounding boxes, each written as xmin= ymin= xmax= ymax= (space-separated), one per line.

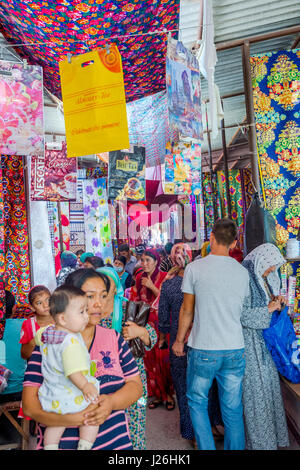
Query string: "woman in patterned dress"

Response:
xmin=158 ymin=243 xmax=195 ymax=445
xmin=135 ymin=249 xmax=175 ymax=410
xmin=96 ymin=266 xmax=157 ymax=450
xmin=241 ymin=243 xmax=290 ymax=450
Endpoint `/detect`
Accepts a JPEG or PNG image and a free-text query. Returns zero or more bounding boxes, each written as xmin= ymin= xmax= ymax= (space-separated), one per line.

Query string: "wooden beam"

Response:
xmin=213 ymin=118 xmax=247 ymax=170
xmin=215 ymin=25 xmax=300 ymax=51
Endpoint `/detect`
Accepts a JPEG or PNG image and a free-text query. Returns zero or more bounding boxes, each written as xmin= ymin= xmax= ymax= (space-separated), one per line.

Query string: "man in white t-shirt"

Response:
xmin=172 ymin=218 xmax=249 ymax=450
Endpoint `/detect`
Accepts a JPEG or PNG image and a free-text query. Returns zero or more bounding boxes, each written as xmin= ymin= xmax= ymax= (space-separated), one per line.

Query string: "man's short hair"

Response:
xmin=50 ymin=286 xmax=85 ymax=318
xmin=118 ymin=243 xmax=129 ymax=253
xmin=212 ymin=218 xmax=237 ymax=247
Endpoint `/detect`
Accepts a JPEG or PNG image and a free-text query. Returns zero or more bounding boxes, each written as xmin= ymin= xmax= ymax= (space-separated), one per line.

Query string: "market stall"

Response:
xmin=0 ymin=0 xmax=299 ymax=450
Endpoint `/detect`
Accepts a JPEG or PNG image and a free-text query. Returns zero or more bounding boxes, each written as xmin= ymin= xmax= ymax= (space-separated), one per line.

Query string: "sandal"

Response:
xmin=165 ymin=400 xmax=175 ymax=411
xmin=148 ymin=399 xmax=163 ymax=409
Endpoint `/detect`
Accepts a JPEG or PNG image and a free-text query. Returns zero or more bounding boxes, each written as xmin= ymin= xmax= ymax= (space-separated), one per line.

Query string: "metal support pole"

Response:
xmin=220 ymin=102 xmax=232 ymax=218
xmin=205 ymin=104 xmax=218 ymax=222
xmin=241 ymin=41 xmax=261 ymax=194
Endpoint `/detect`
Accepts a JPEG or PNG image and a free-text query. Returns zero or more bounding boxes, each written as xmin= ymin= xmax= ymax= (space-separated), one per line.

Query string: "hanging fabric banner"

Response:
xmin=108 ymin=146 xmax=146 ymax=201
xmin=0 ymin=159 xmax=5 ymax=322
xmin=166 ymin=38 xmax=203 ymax=142
xmin=0 ymin=61 xmax=44 ymax=156
xmin=126 ymin=91 xmax=174 ymax=168
xmin=85 ymin=164 xmax=108 ymax=179
xmin=83 ymin=178 xmax=113 ymax=264
xmin=250 ymin=48 xmax=300 ymax=250
xmin=53 ymin=202 xmax=70 ymax=275
xmin=70 ymin=169 xmax=86 ymax=253
xmin=59 ymin=46 xmax=129 ymax=158
xmin=164 ymin=142 xmax=202 ymax=196
xmin=29 ymin=200 xmax=57 ymax=292
xmin=31 ymin=141 xmax=77 ymax=201
xmin=2 ymin=156 xmax=31 ymax=305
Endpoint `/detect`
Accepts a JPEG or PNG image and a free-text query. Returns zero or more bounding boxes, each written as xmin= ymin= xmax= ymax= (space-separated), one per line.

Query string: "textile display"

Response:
xmin=0 ymin=60 xmax=44 ymax=156
xmin=250 ymin=48 xmax=300 ymax=250
xmin=109 ymin=200 xmax=117 ymax=240
xmin=85 ymin=165 xmax=108 ymax=179
xmin=31 ymin=141 xmax=77 ymax=201
xmin=53 ymin=201 xmax=70 ymax=275
xmin=126 ymin=91 xmax=173 ymax=168
xmin=70 ymin=169 xmax=86 ymax=253
xmin=0 ymin=161 xmax=4 ymax=323
xmin=29 ymin=200 xmax=57 ymax=293
xmin=2 ymin=156 xmax=31 ymax=305
xmin=83 ymin=178 xmax=113 ymax=264
xmin=196 ymin=0 xmax=224 ymax=139
xmin=108 ymin=146 xmax=146 ymax=201
xmin=216 ymin=170 xmax=245 ymax=228
xmin=59 ymin=46 xmax=129 ymax=157
xmin=166 ymin=38 xmax=203 ymax=142
xmin=164 ymin=141 xmax=202 ymax=196
xmin=202 ymin=172 xmax=221 ymax=238
xmin=202 ymin=169 xmax=255 ymax=239
xmin=46 ymin=201 xmax=56 ymax=258
xmin=69 ymin=202 xmax=85 ymax=251
xmin=0 ymin=1 xmax=179 ymax=103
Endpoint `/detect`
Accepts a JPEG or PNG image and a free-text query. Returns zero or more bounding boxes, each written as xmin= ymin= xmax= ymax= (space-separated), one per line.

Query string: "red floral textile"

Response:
xmin=136 ymin=270 xmax=174 ymax=401
xmin=0 ymin=156 xmax=31 ymax=339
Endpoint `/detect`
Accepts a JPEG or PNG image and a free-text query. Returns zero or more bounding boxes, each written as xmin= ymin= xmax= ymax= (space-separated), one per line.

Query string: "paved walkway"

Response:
xmin=1 ymin=399 xmax=300 ymax=450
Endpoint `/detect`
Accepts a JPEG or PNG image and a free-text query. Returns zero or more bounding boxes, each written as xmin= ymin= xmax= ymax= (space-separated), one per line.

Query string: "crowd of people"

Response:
xmin=0 ymin=217 xmax=291 ymax=450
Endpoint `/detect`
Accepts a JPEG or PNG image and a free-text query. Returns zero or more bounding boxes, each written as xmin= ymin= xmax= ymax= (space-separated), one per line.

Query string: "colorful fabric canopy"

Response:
xmin=0 ymin=0 xmax=179 ymax=102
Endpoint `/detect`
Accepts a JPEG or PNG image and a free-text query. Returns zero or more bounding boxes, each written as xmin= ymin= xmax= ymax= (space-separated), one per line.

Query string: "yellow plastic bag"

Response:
xmin=59 ymin=46 xmax=129 ymax=158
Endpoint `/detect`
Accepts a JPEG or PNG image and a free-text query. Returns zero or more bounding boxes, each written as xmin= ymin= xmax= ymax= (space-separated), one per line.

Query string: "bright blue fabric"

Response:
xmin=263 ymin=307 xmax=300 ymax=384
xmin=0 ymin=319 xmax=27 ymax=394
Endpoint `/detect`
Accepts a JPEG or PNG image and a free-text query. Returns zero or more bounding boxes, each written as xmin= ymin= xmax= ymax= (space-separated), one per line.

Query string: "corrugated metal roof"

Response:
xmin=179 ymin=0 xmax=300 ymax=158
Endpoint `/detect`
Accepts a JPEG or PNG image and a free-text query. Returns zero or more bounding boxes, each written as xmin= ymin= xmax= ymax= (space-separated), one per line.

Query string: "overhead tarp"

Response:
xmin=0 ymin=0 xmax=179 ymax=102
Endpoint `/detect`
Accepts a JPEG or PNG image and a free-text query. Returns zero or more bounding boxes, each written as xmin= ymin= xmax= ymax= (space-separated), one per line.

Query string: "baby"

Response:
xmin=35 ymin=285 xmax=99 ymax=450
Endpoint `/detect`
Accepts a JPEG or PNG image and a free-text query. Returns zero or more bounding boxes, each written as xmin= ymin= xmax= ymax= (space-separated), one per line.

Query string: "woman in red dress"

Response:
xmin=135 ymin=249 xmax=175 ymax=410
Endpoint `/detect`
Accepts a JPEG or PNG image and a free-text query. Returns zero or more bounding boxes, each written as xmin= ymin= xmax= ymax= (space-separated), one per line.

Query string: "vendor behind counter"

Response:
xmin=0 ymin=291 xmax=27 ymax=403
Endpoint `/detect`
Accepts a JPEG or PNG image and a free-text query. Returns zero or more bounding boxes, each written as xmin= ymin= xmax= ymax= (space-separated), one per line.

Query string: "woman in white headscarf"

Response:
xmin=241 ymin=243 xmax=289 ymax=450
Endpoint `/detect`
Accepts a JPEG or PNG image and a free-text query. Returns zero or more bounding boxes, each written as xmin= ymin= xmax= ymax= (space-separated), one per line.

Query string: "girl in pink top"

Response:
xmin=20 ymin=286 xmax=54 ymax=360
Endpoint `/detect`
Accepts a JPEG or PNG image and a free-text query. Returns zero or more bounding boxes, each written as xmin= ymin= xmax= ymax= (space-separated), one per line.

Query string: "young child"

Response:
xmin=20 ymin=286 xmax=54 ymax=360
xmin=35 ymin=285 xmax=99 ymax=451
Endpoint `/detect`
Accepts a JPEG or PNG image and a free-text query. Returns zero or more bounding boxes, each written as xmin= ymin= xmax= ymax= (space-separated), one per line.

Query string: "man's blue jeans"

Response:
xmin=186 ymin=348 xmax=245 ymax=450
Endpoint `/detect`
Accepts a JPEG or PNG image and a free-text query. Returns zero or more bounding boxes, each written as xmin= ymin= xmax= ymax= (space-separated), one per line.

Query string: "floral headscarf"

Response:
xmin=166 ymin=243 xmax=193 ymax=280
xmin=242 ymin=243 xmax=285 ymax=302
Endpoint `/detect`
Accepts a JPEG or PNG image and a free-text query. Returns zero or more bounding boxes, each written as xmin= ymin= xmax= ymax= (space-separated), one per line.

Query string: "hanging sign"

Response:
xmin=31 ymin=142 xmax=77 ymax=201
xmin=166 ymin=38 xmax=203 ymax=142
xmin=59 ymin=46 xmax=129 ymax=158
xmin=108 ymin=146 xmax=146 ymax=201
xmin=0 ymin=60 xmax=44 ymax=156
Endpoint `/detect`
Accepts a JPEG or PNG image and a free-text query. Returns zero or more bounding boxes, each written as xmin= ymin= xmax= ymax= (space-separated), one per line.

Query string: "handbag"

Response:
xmin=124 ymin=301 xmax=151 ymax=358
xmin=262 ymin=307 xmax=300 ymax=383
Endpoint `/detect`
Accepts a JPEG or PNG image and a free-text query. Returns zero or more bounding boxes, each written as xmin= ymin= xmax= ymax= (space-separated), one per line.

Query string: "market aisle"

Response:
xmin=19 ymin=404 xmax=300 ymax=450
